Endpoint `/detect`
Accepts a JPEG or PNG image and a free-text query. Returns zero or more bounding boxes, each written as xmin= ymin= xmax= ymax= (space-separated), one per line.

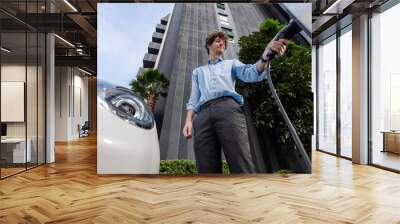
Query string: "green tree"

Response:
xmin=130 ymin=69 xmax=169 ymax=112
xmin=237 ymin=19 xmax=312 ymax=171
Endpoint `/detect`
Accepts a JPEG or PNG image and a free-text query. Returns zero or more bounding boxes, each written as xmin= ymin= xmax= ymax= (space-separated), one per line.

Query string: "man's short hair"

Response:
xmin=205 ymin=31 xmax=228 ymax=54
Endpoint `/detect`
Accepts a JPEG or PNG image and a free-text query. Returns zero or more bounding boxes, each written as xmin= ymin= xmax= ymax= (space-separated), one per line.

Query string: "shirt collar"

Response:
xmin=208 ymin=57 xmax=223 ymax=65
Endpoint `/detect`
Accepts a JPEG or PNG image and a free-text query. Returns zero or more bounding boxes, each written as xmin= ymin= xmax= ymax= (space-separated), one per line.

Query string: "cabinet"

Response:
xmin=382 ymin=131 xmax=400 ymax=154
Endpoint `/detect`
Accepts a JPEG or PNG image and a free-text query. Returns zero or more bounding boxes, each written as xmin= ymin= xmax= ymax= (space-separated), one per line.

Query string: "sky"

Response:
xmin=98 ymin=3 xmax=174 ymax=88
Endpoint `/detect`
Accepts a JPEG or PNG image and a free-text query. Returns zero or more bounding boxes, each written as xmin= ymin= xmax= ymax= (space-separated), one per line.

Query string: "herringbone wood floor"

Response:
xmin=1 ymin=135 xmax=400 ymax=223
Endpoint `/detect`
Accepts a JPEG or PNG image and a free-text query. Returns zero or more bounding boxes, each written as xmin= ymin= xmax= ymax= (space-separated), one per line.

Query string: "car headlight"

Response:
xmin=98 ymin=79 xmax=154 ymax=129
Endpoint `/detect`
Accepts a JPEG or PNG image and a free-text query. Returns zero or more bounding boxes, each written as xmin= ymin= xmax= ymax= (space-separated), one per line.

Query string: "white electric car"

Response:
xmin=97 ymin=80 xmax=160 ymax=174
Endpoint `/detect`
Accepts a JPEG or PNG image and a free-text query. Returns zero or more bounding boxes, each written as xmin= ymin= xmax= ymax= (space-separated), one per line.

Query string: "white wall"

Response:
xmin=1 ymin=65 xmax=26 ymax=129
xmin=72 ymin=73 xmax=89 ymax=138
xmin=1 ymin=63 xmax=46 ymax=164
xmin=1 ymin=64 xmax=37 ymax=138
xmin=55 ymin=66 xmax=69 ymax=141
xmin=1 ymin=82 xmax=25 ymax=122
xmin=55 ymin=67 xmax=89 ymax=141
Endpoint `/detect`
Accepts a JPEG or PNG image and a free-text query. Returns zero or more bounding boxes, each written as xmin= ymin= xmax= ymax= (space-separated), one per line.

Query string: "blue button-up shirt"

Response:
xmin=186 ymin=58 xmax=268 ymax=112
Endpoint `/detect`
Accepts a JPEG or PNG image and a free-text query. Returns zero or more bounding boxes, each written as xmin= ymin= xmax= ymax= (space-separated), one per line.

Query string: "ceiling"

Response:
xmin=310 ymin=0 xmax=390 ymax=42
xmin=1 ymin=0 xmax=98 ymax=74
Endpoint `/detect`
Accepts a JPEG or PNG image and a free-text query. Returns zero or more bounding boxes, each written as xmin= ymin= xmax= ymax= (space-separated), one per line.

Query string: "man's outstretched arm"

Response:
xmin=233 ymin=39 xmax=289 ymax=82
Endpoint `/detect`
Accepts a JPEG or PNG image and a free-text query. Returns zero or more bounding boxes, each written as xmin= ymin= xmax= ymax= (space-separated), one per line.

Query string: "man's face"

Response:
xmin=208 ymin=37 xmax=226 ymax=55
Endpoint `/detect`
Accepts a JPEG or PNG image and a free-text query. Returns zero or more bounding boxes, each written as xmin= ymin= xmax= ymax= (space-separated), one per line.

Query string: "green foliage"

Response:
xmin=221 ymin=161 xmax=230 ymax=175
xmin=129 ymin=69 xmax=169 ymax=100
xmin=237 ymin=19 xmax=313 ymax=154
xmin=159 ymin=160 xmax=230 ymax=175
xmin=159 ymin=160 xmax=197 ymax=175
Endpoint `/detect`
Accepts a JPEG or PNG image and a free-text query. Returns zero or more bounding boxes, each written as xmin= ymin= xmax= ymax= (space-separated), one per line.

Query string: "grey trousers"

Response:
xmin=193 ymin=97 xmax=256 ymax=174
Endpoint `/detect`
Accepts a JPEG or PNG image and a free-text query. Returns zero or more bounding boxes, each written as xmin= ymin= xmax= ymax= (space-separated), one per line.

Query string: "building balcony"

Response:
xmin=148 ymin=42 xmax=161 ymax=55
xmin=161 ymin=14 xmax=170 ymax=25
xmin=152 ymin=32 xmax=163 ymax=43
xmin=143 ymin=53 xmax=157 ymax=68
xmin=156 ymin=24 xmax=167 ymax=33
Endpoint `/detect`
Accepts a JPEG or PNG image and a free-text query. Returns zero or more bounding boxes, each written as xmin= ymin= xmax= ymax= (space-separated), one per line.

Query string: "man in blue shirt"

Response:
xmin=183 ymin=31 xmax=288 ymax=173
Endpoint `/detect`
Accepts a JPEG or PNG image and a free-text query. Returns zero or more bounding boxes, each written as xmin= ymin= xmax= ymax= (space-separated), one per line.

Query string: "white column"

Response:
xmin=46 ymin=32 xmax=55 ymax=163
xmin=312 ymin=45 xmax=317 ymax=151
xmin=352 ymin=14 xmax=369 ymax=164
xmin=45 ymin=0 xmax=55 ymax=163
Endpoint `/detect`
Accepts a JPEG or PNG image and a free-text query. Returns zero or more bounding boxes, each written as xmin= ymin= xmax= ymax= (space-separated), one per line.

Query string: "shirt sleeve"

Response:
xmin=186 ymin=69 xmax=201 ymax=113
xmin=232 ymin=59 xmax=268 ymax=82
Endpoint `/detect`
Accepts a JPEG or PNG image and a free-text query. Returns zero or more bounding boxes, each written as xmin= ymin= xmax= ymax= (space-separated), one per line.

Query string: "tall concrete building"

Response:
xmin=137 ymin=3 xmax=299 ymax=161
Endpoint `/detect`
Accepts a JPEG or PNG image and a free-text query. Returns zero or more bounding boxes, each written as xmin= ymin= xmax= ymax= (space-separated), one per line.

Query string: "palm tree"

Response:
xmin=130 ymin=69 xmax=169 ymax=112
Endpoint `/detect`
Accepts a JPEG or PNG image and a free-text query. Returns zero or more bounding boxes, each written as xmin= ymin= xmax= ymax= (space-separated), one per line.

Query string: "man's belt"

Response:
xmin=199 ymin=96 xmax=234 ymax=111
